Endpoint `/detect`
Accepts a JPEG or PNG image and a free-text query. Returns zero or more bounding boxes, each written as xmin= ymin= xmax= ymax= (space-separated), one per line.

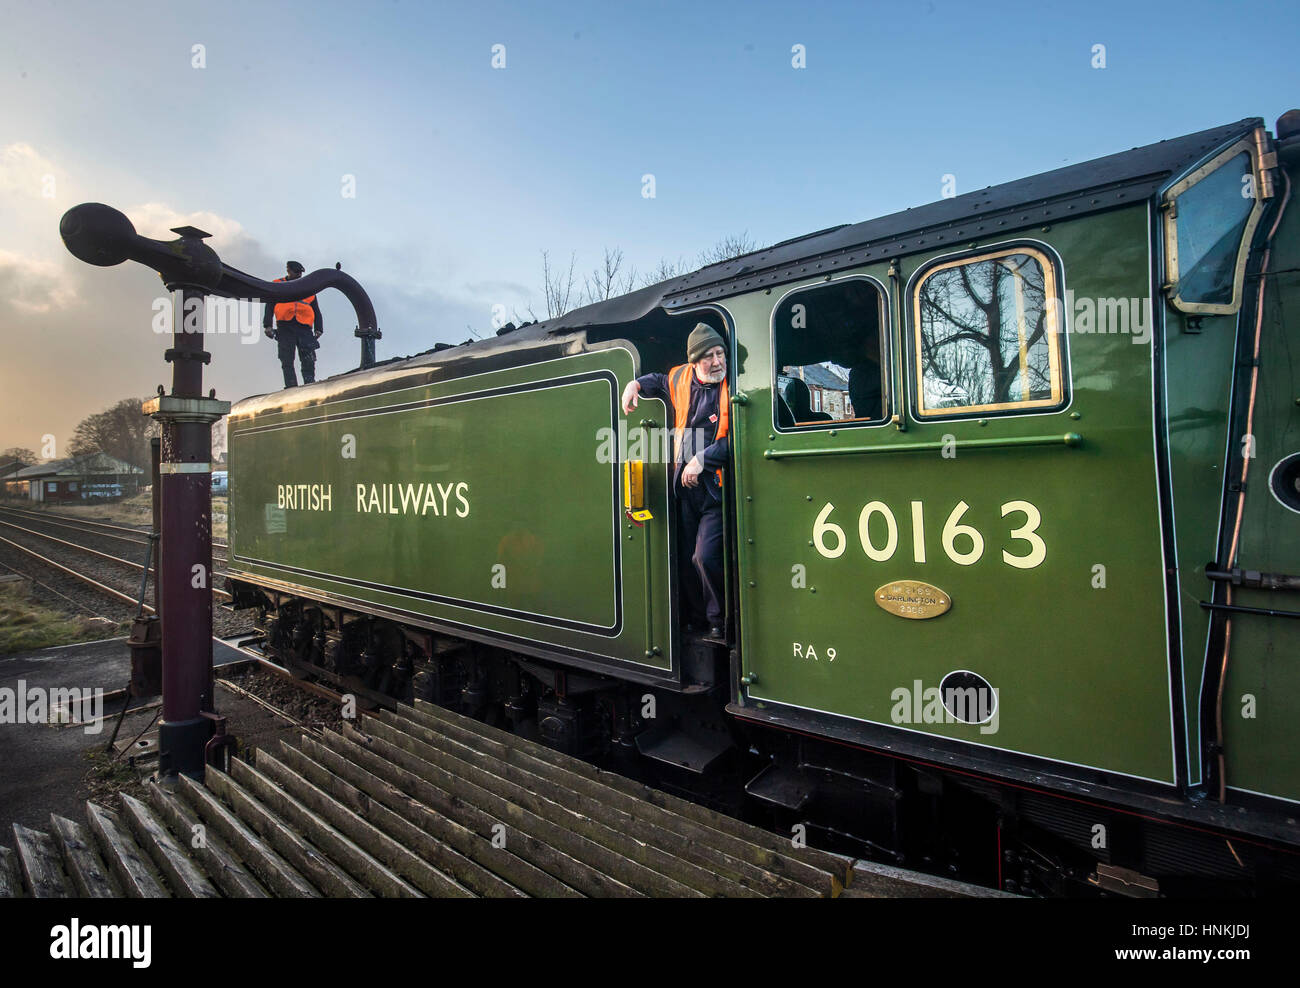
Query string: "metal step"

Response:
xmin=744 ymin=762 xmax=816 ymax=812
xmin=635 ymin=720 xmax=734 ymax=774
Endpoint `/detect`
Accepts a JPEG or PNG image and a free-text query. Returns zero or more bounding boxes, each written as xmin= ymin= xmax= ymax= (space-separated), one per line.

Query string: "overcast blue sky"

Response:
xmin=2 ymin=0 xmax=1298 ymax=452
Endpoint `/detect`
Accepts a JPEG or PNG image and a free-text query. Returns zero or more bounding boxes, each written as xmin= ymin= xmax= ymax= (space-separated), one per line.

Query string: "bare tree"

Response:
xmin=638 ymin=255 xmax=691 ymax=288
xmin=534 ymin=232 xmax=760 ymax=307
xmin=697 ymin=230 xmax=758 ymax=266
xmin=1 ymin=447 xmax=36 ymax=466
xmin=541 ymin=249 xmax=580 ymax=319
xmin=67 ymin=398 xmax=161 ymax=470
xmin=583 ymin=247 xmax=639 ymax=304
xmin=916 ymin=254 xmax=1050 ymax=408
xmin=637 ymin=233 xmax=757 ymax=288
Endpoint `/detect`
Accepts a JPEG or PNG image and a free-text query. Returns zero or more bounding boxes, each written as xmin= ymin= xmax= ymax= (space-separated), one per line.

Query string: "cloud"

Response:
xmin=0 ymin=142 xmax=544 ymax=453
xmin=0 ymin=143 xmax=284 ymax=451
xmin=0 ymin=250 xmax=79 ymax=313
xmin=462 ymin=278 xmax=534 ymax=301
xmin=125 ymin=202 xmax=252 ymax=252
xmin=0 ymin=143 xmax=62 ymax=202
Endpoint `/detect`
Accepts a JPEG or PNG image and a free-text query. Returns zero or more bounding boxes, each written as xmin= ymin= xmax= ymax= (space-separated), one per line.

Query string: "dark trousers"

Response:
xmin=276 ymin=322 xmax=317 ymax=387
xmin=677 ymin=483 xmax=724 ymax=628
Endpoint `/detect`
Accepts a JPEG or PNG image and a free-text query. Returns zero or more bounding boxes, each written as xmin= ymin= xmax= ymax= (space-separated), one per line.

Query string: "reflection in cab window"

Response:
xmin=1166 ymin=150 xmax=1260 ymax=311
xmin=773 ymin=279 xmax=887 ymax=429
xmin=912 ymin=247 xmax=1064 ymax=418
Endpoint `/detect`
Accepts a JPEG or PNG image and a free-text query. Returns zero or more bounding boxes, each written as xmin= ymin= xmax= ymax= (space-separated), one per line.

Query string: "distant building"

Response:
xmin=12 ymin=453 xmax=145 ymax=503
xmin=779 ymin=363 xmax=854 ymax=420
xmin=0 ymin=458 xmax=31 ymax=499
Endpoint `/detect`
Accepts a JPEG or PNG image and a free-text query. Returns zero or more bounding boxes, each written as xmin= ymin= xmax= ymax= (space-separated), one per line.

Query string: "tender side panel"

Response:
xmin=228 ymin=348 xmax=675 ymax=673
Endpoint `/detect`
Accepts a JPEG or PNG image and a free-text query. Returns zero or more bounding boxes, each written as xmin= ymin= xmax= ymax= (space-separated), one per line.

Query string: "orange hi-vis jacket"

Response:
xmin=667 ymin=363 xmax=729 ymax=487
xmin=272 ymin=277 xmax=316 ymax=325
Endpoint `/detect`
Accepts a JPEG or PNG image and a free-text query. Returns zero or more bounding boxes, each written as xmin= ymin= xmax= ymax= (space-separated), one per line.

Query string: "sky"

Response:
xmin=2 ymin=0 xmax=1298 ymax=456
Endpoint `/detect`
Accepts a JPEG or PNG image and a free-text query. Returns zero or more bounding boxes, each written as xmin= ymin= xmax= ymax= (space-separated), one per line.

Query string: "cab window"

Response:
xmin=1163 ymin=140 xmax=1267 ymax=314
xmin=911 ymin=246 xmax=1065 ymax=418
xmin=772 ymin=279 xmax=888 ymax=430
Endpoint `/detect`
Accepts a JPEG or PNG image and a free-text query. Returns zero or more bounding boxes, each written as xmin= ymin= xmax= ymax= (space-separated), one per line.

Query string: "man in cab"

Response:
xmin=621 ymin=323 xmax=729 ymax=640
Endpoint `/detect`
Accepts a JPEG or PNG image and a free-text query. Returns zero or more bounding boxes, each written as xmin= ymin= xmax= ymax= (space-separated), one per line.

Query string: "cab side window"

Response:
xmin=911 ymin=247 xmax=1065 ymax=419
xmin=772 ymin=279 xmax=888 ymax=430
xmin=1163 ymin=142 xmax=1267 ymax=314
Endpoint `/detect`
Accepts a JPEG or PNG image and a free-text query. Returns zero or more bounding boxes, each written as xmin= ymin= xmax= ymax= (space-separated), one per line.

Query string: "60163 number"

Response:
xmin=811 ymin=499 xmax=1046 ymax=569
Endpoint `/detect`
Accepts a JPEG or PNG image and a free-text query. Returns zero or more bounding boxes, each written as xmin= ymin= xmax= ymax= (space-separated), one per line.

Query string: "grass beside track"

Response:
xmin=0 ymin=580 xmax=123 ymax=654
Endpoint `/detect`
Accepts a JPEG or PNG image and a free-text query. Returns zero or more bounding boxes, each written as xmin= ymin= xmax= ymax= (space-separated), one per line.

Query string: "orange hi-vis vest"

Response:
xmin=272 ymin=277 xmax=316 ymax=325
xmin=667 ymin=363 xmax=729 ymax=487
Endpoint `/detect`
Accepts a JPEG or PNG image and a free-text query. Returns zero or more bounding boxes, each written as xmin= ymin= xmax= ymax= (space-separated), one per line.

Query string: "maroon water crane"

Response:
xmin=59 ymin=202 xmax=380 ymax=778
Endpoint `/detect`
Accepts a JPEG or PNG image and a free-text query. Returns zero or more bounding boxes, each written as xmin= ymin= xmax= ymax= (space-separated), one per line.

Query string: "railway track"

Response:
xmin=0 ymin=504 xmax=228 ymax=554
xmin=0 ymin=533 xmax=156 ymax=614
xmin=0 ymin=506 xmax=240 ymax=638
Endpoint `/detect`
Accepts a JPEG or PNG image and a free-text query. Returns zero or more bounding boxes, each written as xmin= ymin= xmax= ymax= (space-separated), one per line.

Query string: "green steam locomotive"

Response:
xmin=227 ymin=112 xmax=1300 ymax=895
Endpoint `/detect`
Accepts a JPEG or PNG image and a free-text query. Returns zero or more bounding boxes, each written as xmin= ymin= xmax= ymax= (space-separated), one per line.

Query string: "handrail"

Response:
xmin=762 ymin=432 xmax=1083 ymax=459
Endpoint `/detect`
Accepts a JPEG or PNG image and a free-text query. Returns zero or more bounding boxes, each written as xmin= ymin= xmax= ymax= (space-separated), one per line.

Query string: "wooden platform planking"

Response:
xmin=226 ymin=755 xmax=428 ymax=898
xmin=254 ymin=746 xmax=477 ymax=898
xmin=146 ymin=781 xmax=269 ymax=898
xmin=0 ymin=845 xmax=23 ymax=898
xmin=295 ymin=733 xmax=577 ymax=898
xmin=202 ymin=765 xmax=372 ymax=898
xmin=85 ymin=802 xmax=169 ymax=898
xmin=49 ymin=814 xmax=120 ymax=897
xmin=119 ymin=792 xmax=220 ymax=898
xmin=0 ymin=695 xmax=1005 ymax=899
xmin=175 ymin=772 xmax=320 ymax=898
xmin=408 ymin=699 xmax=848 ymax=894
xmin=12 ymin=823 xmax=72 ymax=898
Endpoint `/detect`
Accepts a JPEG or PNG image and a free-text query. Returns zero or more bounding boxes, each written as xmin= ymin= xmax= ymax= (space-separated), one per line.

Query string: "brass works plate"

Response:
xmin=874 ymin=580 xmax=952 ymax=620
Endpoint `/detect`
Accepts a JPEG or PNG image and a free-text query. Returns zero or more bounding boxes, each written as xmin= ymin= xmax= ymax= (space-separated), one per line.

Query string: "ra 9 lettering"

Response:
xmin=793 ymin=642 xmax=836 ymax=661
xmin=812 ymin=499 xmax=1046 ymax=569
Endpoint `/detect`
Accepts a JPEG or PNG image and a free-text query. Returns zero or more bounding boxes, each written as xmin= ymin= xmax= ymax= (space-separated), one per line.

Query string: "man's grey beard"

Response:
xmin=699 ymin=366 xmax=726 ymax=384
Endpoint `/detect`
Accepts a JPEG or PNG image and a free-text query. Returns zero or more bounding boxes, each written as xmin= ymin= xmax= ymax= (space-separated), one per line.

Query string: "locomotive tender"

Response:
xmin=227 ymin=113 xmax=1300 ymax=895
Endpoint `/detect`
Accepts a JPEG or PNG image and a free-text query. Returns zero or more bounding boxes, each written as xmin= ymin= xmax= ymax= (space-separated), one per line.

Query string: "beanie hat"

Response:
xmin=687 ymin=322 xmax=725 ymax=362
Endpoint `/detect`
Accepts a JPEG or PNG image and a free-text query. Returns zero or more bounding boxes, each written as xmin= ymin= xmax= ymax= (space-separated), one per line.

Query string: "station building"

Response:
xmin=0 ymin=458 xmax=31 ymax=499
xmin=9 ymin=453 xmax=145 ymax=503
xmin=778 ymin=363 xmax=854 ymax=419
